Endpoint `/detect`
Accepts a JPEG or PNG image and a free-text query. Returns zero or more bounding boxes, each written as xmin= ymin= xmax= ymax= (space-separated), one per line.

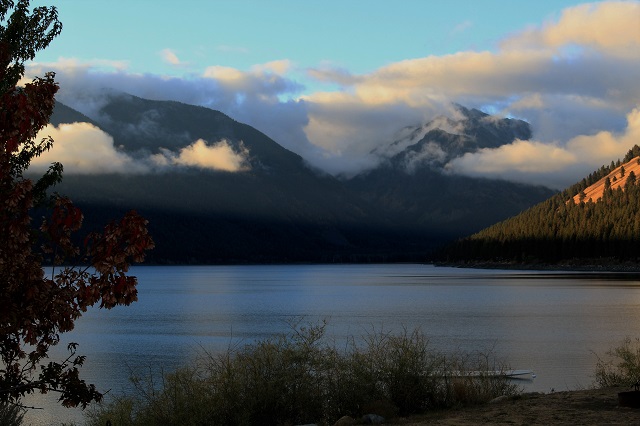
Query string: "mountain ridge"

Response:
xmin=571 ymin=156 xmax=640 ymax=204
xmin=46 ymin=95 xmax=555 ymax=263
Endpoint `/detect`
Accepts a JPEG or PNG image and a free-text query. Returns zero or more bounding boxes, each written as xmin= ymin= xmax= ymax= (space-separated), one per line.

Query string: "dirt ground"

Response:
xmin=400 ymin=387 xmax=640 ymax=425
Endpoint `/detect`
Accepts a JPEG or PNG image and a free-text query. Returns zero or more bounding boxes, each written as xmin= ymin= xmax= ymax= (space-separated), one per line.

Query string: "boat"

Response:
xmin=441 ymin=369 xmax=536 ymax=379
xmin=503 ymin=369 xmax=536 ymax=379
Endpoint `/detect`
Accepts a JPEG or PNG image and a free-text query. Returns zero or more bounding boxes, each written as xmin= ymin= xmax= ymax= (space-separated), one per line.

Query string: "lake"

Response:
xmin=25 ymin=264 xmax=640 ymax=425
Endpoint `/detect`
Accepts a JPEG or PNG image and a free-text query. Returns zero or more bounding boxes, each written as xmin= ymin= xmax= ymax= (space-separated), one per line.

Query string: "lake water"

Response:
xmin=25 ymin=264 xmax=640 ymax=425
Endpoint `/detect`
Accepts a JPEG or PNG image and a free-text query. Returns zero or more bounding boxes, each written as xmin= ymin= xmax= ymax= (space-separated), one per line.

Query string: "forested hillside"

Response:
xmin=437 ymin=145 xmax=640 ymax=265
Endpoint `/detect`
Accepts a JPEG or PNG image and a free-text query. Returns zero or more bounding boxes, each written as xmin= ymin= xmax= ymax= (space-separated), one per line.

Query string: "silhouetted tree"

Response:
xmin=0 ymin=0 xmax=153 ymax=409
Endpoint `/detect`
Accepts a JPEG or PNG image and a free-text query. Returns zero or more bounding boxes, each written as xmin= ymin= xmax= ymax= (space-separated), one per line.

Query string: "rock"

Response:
xmin=361 ymin=413 xmax=385 ymax=424
xmin=489 ymin=395 xmax=509 ymax=404
xmin=618 ymin=390 xmax=640 ymax=408
xmin=333 ymin=415 xmax=356 ymax=426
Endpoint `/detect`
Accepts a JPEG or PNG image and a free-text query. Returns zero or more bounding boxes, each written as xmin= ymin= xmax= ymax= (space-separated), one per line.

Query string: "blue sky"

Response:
xmin=26 ymin=1 xmax=640 ymax=189
xmin=36 ymin=0 xmax=589 ymax=84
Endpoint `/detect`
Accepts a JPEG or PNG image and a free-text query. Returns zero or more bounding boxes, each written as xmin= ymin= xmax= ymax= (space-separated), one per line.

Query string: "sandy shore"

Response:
xmin=400 ymin=387 xmax=640 ymax=425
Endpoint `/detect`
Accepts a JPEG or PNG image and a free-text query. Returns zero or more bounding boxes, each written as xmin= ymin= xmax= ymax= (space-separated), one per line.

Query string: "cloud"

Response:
xmin=30 ymin=123 xmax=147 ymax=174
xmin=306 ymin=65 xmax=361 ymax=87
xmin=152 ymin=139 xmax=250 ymax=172
xmin=447 ymin=108 xmax=640 ymax=189
xmin=501 ymin=1 xmax=640 ymax=57
xmin=160 ymin=49 xmax=186 ymax=66
xmin=24 ymin=2 xmax=640 ymax=188
xmin=298 ymin=1 xmax=639 ymax=181
xmin=451 ymin=20 xmax=473 ymax=35
xmin=202 ymin=60 xmax=298 ymax=99
xmin=302 ymin=99 xmax=435 ymax=175
xmin=26 ymin=58 xmax=313 ymax=162
xmin=404 ymin=142 xmax=448 ymax=173
xmin=567 ymin=108 xmax=640 ymax=163
xmin=30 ymin=124 xmax=251 ymax=174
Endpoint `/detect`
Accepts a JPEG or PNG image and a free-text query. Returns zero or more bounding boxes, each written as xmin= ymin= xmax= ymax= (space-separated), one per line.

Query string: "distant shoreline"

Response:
xmin=434 ymin=260 xmax=640 ymax=273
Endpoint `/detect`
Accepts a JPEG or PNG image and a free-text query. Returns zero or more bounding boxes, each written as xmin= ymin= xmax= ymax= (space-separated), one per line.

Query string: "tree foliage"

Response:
xmin=0 ymin=0 xmax=153 ymax=409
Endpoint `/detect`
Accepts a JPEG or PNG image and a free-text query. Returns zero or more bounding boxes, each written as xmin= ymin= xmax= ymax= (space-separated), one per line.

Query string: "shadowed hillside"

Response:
xmin=47 ymin=96 xmax=555 ymax=263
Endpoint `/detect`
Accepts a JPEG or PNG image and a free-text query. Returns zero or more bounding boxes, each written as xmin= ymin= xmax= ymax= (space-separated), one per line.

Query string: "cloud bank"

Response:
xmin=448 ymin=108 xmax=640 ymax=189
xmin=31 ymin=123 xmax=251 ymax=174
xmin=25 ymin=1 xmax=640 ymax=188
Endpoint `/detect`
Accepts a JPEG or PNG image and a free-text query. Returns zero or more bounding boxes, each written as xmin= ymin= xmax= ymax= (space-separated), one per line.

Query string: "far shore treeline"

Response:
xmin=436 ymin=145 xmax=640 ymax=267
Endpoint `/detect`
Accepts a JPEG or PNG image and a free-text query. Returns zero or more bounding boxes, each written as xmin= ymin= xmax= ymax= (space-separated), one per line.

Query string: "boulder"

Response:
xmin=362 ymin=413 xmax=385 ymax=424
xmin=333 ymin=415 xmax=356 ymax=426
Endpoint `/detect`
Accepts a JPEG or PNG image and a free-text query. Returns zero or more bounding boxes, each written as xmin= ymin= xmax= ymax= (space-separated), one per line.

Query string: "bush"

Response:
xmin=87 ymin=321 xmax=519 ymax=426
xmin=594 ymin=337 xmax=640 ymax=387
xmin=0 ymin=403 xmax=24 ymax=426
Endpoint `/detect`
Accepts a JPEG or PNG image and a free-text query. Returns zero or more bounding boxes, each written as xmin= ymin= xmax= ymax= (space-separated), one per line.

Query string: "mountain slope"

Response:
xmin=572 ymin=156 xmax=640 ymax=203
xmin=346 ymin=105 xmax=554 ymax=237
xmin=48 ymin=96 xmax=555 ymax=263
xmin=437 ymin=145 xmax=640 ymax=265
xmin=50 ymin=95 xmax=429 ymax=263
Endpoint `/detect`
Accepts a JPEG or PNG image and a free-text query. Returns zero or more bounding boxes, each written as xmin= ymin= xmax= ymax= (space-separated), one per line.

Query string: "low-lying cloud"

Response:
xmin=31 ymin=123 xmax=251 ymax=174
xmin=24 ymin=1 xmax=640 ymax=189
xmin=30 ymin=123 xmax=146 ymax=174
xmin=152 ymin=139 xmax=250 ymax=172
xmin=447 ymin=108 xmax=640 ymax=189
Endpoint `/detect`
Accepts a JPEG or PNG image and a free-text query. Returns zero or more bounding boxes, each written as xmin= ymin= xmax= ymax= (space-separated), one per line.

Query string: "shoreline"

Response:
xmin=402 ymin=386 xmax=640 ymax=425
xmin=434 ymin=260 xmax=640 ymax=273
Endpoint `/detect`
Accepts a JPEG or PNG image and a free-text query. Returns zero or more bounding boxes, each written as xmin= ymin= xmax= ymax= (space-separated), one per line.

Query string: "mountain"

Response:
xmin=47 ymin=95 xmax=555 ymax=263
xmin=346 ymin=106 xmax=552 ymax=237
xmin=51 ymin=94 xmax=407 ymax=263
xmin=437 ymin=145 xmax=640 ymax=266
xmin=373 ymin=105 xmax=531 ymax=169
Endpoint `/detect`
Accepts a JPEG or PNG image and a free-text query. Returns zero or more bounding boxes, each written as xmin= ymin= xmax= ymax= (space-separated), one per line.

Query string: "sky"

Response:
xmin=25 ymin=0 xmax=640 ymax=189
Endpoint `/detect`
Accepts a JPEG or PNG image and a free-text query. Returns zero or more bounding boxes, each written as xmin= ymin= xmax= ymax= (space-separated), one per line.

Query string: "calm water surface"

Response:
xmin=26 ymin=264 xmax=640 ymax=424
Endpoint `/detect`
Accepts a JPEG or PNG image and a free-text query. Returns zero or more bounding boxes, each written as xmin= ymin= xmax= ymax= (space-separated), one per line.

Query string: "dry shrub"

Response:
xmin=594 ymin=337 xmax=640 ymax=388
xmin=0 ymin=403 xmax=24 ymax=426
xmin=87 ymin=321 xmax=518 ymax=426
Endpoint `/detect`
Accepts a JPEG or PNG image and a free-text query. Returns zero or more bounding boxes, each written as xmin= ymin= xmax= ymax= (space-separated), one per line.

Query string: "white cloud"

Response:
xmin=30 ymin=124 xmax=251 ymax=174
xmin=404 ymin=142 xmax=448 ymax=173
xmin=202 ymin=60 xmax=298 ymax=102
xmin=152 ymin=139 xmax=250 ymax=172
xmin=451 ymin=20 xmax=473 ymax=35
xmin=501 ymin=1 xmax=640 ymax=58
xmin=30 ymin=123 xmax=147 ymax=174
xmin=447 ymin=108 xmax=640 ymax=189
xmin=160 ymin=49 xmax=185 ymax=66
xmin=567 ymin=108 xmax=640 ymax=162
xmin=24 ymin=58 xmax=315 ymax=168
